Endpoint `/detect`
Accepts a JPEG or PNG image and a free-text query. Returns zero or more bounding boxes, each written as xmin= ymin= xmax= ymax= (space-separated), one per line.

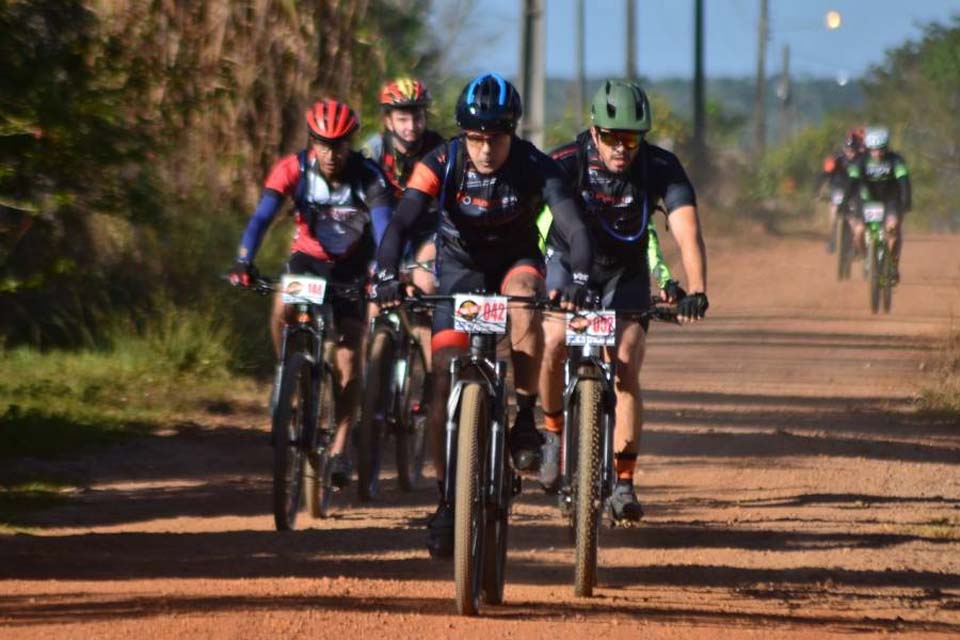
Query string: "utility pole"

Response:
xmin=692 ymin=0 xmax=706 ymax=176
xmin=625 ymin=0 xmax=637 ymax=80
xmin=777 ymin=43 xmax=791 ymax=142
xmin=575 ymin=0 xmax=586 ymax=125
xmin=518 ymin=0 xmax=545 ymax=147
xmin=753 ymin=0 xmax=768 ymax=158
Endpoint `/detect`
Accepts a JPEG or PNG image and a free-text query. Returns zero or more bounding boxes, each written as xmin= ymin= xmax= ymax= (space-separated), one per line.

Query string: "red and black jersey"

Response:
xmin=367 ymin=130 xmax=445 ymax=196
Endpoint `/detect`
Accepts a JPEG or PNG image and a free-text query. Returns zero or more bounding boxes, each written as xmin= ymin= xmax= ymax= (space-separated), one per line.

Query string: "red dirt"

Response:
xmin=2 ymin=233 xmax=959 ymax=639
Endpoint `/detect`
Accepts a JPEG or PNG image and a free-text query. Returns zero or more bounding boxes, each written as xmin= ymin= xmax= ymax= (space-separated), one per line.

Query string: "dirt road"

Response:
xmin=2 ymin=234 xmax=959 ymax=639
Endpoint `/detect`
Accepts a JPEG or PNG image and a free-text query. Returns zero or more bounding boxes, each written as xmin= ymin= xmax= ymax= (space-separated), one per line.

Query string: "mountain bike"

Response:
xmin=405 ymin=292 xmax=546 ymax=616
xmin=232 ymin=274 xmax=357 ymax=530
xmin=556 ymin=302 xmax=677 ymax=597
xmin=863 ymin=201 xmax=894 ymax=314
xmin=356 ymin=299 xmax=429 ymax=501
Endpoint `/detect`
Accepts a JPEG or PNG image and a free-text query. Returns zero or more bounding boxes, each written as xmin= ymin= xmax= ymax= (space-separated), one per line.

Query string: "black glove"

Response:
xmin=561 ymin=272 xmax=593 ymax=310
xmin=677 ymin=292 xmax=709 ymax=320
xmin=663 ymin=279 xmax=686 ymax=303
xmin=228 ymin=260 xmax=258 ymax=287
xmin=372 ymin=270 xmax=403 ymax=306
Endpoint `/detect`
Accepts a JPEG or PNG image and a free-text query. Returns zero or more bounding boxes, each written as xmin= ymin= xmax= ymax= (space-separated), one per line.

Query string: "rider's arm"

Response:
xmin=374 ymin=147 xmax=444 ymax=274
xmin=657 ymin=149 xmax=705 ymax=293
xmin=895 ymin=156 xmax=911 ymax=212
xmin=236 ymin=154 xmax=302 ymax=262
xmin=359 ymin=158 xmax=395 ymax=248
xmin=647 ymin=225 xmax=672 ymax=288
xmin=538 ymin=151 xmax=592 ymax=275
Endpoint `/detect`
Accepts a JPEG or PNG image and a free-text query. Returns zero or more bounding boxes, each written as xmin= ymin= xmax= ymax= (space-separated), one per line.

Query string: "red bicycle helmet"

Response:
xmin=305 ymin=98 xmax=359 ymax=141
xmin=379 ymin=77 xmax=432 ymax=109
xmin=844 ymin=127 xmax=863 ymax=149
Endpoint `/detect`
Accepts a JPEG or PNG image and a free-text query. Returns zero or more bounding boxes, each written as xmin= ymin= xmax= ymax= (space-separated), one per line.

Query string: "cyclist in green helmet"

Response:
xmin=538 ymin=80 xmax=708 ymax=523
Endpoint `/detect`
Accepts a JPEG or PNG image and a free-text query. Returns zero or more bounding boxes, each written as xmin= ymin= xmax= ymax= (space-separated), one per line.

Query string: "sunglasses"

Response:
xmin=596 ymin=129 xmax=643 ymax=150
xmin=464 ymin=132 xmax=506 ymax=145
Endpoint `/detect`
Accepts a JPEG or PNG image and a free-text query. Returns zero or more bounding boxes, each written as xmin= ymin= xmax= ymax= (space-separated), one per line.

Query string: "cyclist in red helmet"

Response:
xmin=363 ymin=77 xmax=445 ymax=402
xmin=817 ymin=128 xmax=864 ymax=253
xmin=229 ymin=98 xmax=393 ymax=488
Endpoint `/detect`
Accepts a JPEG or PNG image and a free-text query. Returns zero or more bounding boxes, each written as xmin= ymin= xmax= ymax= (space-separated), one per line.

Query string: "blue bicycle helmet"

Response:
xmin=455 ymin=73 xmax=523 ymax=133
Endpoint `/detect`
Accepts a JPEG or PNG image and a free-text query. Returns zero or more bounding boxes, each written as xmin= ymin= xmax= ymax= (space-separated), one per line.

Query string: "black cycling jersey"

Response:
xmin=377 ymin=134 xmax=592 ymax=277
xmin=818 ymin=152 xmax=857 ymax=192
xmin=843 ymin=151 xmax=911 ymax=212
xmin=547 ymin=131 xmax=696 ymax=267
xmin=366 ymin=129 xmax=446 ymax=195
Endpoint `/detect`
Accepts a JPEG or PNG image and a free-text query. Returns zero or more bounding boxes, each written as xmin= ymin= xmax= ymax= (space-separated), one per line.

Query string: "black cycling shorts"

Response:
xmin=284 ymin=251 xmax=367 ymax=325
xmin=432 ymin=243 xmax=544 ymax=337
xmin=545 ymin=248 xmax=651 ymax=330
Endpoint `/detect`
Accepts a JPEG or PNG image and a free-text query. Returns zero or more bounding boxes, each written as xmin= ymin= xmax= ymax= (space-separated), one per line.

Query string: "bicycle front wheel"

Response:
xmin=305 ymin=364 xmax=336 ymax=518
xmin=881 ymin=249 xmax=893 ymax=313
xmin=573 ymin=378 xmax=603 ymax=597
xmin=454 ymin=383 xmax=488 ymax=616
xmin=837 ymin=218 xmax=852 ymax=280
xmin=272 ymin=351 xmax=312 ymax=531
xmin=397 ymin=340 xmax=427 ymax=491
xmin=357 ymin=330 xmax=394 ymax=501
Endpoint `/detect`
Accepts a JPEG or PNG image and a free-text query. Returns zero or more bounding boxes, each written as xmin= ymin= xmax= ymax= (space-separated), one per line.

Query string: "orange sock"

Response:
xmin=543 ymin=411 xmax=564 ymax=434
xmin=615 ymin=453 xmax=637 ymax=481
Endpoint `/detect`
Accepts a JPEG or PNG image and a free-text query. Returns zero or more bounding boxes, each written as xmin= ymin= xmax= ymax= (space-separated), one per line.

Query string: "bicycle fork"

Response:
xmin=441 ymin=358 xmax=509 ymax=510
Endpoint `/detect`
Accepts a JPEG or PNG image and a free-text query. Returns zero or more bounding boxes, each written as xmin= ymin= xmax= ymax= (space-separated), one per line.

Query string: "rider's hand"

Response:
xmin=228 ymin=260 xmax=258 ymax=288
xmin=558 ymin=272 xmax=593 ymax=311
xmin=676 ymin=292 xmax=709 ymax=323
xmin=661 ymin=279 xmax=686 ymax=304
xmin=372 ymin=270 xmax=404 ymax=307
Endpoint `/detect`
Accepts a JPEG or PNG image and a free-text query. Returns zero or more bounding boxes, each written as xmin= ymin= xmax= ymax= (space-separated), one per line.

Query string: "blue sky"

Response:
xmin=436 ymin=0 xmax=959 ymax=80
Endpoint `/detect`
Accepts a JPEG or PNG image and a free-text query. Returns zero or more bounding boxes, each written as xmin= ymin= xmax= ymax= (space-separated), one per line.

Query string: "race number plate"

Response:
xmin=831 ymin=190 xmax=845 ymax=205
xmin=280 ymin=274 xmax=327 ymax=305
xmin=863 ymin=202 xmax=885 ymax=223
xmin=566 ymin=311 xmax=617 ymax=346
xmin=453 ymin=295 xmax=508 ymax=334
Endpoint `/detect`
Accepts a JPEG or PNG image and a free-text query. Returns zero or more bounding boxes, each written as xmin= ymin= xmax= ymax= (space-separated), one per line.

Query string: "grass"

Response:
xmin=0 ymin=305 xmax=261 ymax=461
xmin=918 ymin=325 xmax=960 ymax=415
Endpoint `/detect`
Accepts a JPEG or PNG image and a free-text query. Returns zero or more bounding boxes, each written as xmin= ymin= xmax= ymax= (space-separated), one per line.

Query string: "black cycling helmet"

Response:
xmin=455 ymin=72 xmax=523 ymax=133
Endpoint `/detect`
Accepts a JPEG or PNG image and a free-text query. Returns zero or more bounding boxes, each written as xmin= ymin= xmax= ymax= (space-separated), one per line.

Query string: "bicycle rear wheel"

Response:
xmin=454 ymin=383 xmax=488 ymax=616
xmin=397 ymin=341 xmax=428 ymax=491
xmin=357 ymin=330 xmax=394 ymax=501
xmin=305 ymin=365 xmax=336 ymax=518
xmin=272 ymin=351 xmax=312 ymax=531
xmin=573 ymin=379 xmax=603 ymax=597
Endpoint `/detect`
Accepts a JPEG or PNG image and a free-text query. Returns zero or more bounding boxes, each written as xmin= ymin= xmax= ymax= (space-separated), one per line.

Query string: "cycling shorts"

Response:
xmin=432 ymin=243 xmax=544 ymax=338
xmin=284 ymin=251 xmax=367 ymax=325
xmin=545 ymin=248 xmax=651 ymax=330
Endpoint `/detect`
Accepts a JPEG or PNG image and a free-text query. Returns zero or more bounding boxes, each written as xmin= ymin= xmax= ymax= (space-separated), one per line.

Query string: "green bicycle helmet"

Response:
xmin=590 ymin=80 xmax=651 ymax=132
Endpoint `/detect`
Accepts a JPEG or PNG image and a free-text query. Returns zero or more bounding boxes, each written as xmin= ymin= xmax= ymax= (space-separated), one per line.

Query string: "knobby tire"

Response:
xmin=574 ymin=378 xmax=603 ymax=597
xmin=454 ymin=383 xmax=487 ymax=616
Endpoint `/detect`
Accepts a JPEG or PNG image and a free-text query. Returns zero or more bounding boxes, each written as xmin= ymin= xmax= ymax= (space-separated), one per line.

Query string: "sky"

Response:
xmin=436 ymin=0 xmax=959 ymax=81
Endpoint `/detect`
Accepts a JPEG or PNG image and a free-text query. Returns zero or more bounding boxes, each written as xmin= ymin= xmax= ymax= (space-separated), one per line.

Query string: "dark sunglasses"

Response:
xmin=596 ymin=128 xmax=643 ymax=150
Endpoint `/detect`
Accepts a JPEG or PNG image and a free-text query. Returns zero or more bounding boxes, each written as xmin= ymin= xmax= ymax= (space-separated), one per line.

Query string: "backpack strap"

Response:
xmin=439 ymin=136 xmax=464 ymax=214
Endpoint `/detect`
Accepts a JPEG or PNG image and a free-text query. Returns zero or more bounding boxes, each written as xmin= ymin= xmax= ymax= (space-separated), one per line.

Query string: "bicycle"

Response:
xmin=402 ymin=292 xmax=547 ymax=616
xmin=863 ymin=201 xmax=894 ymax=314
xmin=356 ymin=279 xmax=430 ymax=501
xmin=231 ymin=274 xmax=358 ymax=530
xmin=555 ymin=302 xmax=677 ymax=597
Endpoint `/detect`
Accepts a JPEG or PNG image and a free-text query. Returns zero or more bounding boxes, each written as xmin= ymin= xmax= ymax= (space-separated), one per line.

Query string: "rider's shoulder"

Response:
xmin=361 ymin=133 xmax=384 ymax=159
xmin=645 ymin=142 xmax=684 ymax=167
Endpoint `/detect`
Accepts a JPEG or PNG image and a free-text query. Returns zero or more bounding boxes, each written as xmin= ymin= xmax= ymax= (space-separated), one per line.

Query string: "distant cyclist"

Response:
xmin=374 ymin=73 xmax=593 ymax=557
xmin=842 ymin=126 xmax=911 ymax=283
xmin=537 ymin=80 xmax=708 ymax=523
xmin=817 ymin=128 xmax=863 ymax=253
xmin=363 ymin=77 xmax=445 ymax=402
xmin=229 ymin=98 xmax=393 ymax=488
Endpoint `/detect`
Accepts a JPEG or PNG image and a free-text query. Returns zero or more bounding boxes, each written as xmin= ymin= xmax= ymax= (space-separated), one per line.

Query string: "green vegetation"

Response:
xmin=919 ymin=326 xmax=960 ymax=415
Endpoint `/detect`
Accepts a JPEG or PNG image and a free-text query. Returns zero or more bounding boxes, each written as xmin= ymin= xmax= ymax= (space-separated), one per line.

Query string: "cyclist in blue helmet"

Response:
xmin=374 ymin=72 xmax=594 ymax=558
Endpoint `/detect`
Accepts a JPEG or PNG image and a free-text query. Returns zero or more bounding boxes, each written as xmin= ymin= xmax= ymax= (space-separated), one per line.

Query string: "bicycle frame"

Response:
xmin=367 ymin=309 xmax=421 ymax=427
xmin=276 ymin=300 xmax=334 ymax=455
